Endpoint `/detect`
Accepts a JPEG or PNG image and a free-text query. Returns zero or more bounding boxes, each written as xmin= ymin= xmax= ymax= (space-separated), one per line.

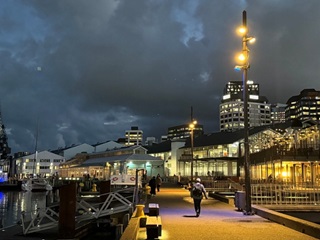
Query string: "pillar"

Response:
xmin=100 ymin=180 xmax=111 ymax=202
xmin=59 ymin=183 xmax=76 ymax=239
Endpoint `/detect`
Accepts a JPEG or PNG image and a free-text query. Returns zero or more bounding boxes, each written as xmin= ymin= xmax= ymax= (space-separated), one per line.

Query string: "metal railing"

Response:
xmin=20 ymin=187 xmax=136 ymax=235
xmin=21 ymin=204 xmax=59 ymax=235
xmin=76 ymin=188 xmax=135 ymax=223
xmin=251 ymin=183 xmax=320 ymax=205
xmin=203 ymin=179 xmax=320 ymax=206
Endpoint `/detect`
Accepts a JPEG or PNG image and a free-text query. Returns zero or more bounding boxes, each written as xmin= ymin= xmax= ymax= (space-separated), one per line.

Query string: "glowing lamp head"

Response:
xmin=248 ymin=37 xmax=256 ymax=44
xmin=189 ymin=120 xmax=197 ymax=130
xmin=238 ymin=53 xmax=246 ymax=62
xmin=237 ymin=26 xmax=247 ymax=35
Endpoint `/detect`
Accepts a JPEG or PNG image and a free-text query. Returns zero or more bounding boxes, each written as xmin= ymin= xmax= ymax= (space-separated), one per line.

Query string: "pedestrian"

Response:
xmin=149 ymin=176 xmax=156 ymax=196
xmin=191 ymin=178 xmax=208 ymax=217
xmin=156 ymin=174 xmax=162 ymax=192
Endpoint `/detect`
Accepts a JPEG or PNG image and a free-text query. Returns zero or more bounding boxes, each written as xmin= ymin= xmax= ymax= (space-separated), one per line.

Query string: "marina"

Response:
xmin=1 ymin=180 xmax=320 ymax=239
xmin=0 ymin=190 xmax=48 ymax=228
xmin=0 ymin=180 xmax=137 ymax=239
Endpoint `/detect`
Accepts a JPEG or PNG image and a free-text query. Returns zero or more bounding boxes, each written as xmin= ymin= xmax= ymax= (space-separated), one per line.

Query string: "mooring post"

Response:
xmin=100 ymin=180 xmax=111 ymax=202
xmin=59 ymin=182 xmax=76 ymax=239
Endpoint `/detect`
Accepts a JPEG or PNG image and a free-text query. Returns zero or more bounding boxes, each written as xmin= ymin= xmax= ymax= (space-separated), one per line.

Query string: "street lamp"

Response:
xmin=234 ymin=10 xmax=255 ymax=215
xmin=190 ymin=120 xmax=197 ymax=182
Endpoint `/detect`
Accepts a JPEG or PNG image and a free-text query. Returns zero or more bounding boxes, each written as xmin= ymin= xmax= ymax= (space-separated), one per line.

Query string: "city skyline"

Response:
xmin=1 ymin=1 xmax=320 ymax=153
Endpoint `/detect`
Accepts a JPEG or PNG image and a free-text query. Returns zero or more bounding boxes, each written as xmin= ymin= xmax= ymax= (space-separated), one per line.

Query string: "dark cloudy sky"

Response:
xmin=1 ymin=0 xmax=320 ymax=154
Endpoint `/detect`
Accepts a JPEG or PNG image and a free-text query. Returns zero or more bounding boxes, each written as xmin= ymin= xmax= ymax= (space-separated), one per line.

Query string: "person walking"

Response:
xmin=149 ymin=176 xmax=156 ymax=196
xmin=191 ymin=178 xmax=208 ymax=217
xmin=156 ymin=174 xmax=162 ymax=192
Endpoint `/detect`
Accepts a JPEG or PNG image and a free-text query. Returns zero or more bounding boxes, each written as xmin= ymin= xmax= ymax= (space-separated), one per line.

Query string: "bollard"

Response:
xmin=92 ymin=183 xmax=97 ymax=192
xmin=100 ymin=180 xmax=111 ymax=202
xmin=59 ymin=183 xmax=76 ymax=239
xmin=135 ymin=204 xmax=145 ymax=217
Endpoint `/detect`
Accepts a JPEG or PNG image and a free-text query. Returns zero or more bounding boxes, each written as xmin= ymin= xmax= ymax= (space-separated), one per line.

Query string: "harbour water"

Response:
xmin=0 ymin=190 xmax=47 ymax=228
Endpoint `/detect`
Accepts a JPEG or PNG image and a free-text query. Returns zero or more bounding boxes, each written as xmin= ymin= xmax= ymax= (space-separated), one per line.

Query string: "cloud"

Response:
xmin=0 ymin=0 xmax=320 ymax=153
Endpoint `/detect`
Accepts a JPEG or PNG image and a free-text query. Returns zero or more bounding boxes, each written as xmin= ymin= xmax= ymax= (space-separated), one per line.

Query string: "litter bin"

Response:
xmin=235 ymin=191 xmax=246 ymax=211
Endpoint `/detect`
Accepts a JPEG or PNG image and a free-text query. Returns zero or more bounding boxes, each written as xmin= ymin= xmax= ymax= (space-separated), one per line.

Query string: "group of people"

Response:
xmin=148 ymin=174 xmax=162 ymax=196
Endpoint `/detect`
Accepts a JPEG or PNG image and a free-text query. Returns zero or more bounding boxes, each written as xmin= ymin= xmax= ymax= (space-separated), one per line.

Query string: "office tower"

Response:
xmin=167 ymin=124 xmax=204 ymax=140
xmin=271 ymin=103 xmax=286 ymax=124
xmin=220 ymin=80 xmax=271 ymax=131
xmin=285 ymin=89 xmax=320 ymax=123
xmin=125 ymin=126 xmax=143 ymax=146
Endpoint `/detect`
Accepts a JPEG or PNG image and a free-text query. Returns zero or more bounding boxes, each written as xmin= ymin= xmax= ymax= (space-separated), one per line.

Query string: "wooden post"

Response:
xmin=100 ymin=180 xmax=111 ymax=202
xmin=59 ymin=182 xmax=76 ymax=239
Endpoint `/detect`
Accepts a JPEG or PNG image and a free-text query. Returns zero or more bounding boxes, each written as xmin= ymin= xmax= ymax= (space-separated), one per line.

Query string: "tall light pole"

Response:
xmin=235 ymin=10 xmax=255 ymax=215
xmin=190 ymin=120 xmax=197 ymax=182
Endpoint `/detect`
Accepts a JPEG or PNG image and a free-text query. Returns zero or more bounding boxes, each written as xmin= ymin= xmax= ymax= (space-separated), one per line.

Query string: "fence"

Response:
xmin=251 ymin=183 xmax=320 ymax=205
xmin=202 ymin=178 xmax=320 ymax=206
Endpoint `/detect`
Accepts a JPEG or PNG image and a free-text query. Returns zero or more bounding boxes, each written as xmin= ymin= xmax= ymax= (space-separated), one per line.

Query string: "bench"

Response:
xmin=148 ymin=203 xmax=159 ymax=216
xmin=146 ymin=216 xmax=162 ymax=239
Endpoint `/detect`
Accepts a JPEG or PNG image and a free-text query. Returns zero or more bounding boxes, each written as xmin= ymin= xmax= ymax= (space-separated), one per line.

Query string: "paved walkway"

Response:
xmin=137 ymin=183 xmax=319 ymax=240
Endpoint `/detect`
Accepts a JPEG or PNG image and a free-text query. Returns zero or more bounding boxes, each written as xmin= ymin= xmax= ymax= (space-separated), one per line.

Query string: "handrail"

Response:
xmin=21 ymin=187 xmax=136 ymax=235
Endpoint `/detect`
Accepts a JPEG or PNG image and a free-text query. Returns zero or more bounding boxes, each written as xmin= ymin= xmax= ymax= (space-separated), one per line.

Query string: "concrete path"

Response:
xmin=137 ymin=183 xmax=319 ymax=240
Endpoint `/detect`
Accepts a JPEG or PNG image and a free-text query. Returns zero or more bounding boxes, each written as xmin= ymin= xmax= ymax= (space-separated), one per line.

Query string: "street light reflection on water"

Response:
xmin=0 ymin=191 xmax=47 ymax=228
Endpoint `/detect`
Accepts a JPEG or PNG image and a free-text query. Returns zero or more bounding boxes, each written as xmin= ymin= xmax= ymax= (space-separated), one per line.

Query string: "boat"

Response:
xmin=21 ymin=178 xmax=52 ymax=192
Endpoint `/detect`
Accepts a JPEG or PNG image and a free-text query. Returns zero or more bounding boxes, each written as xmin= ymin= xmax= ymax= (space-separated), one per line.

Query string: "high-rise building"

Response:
xmin=125 ymin=126 xmax=143 ymax=146
xmin=285 ymin=89 xmax=320 ymax=123
xmin=220 ymin=80 xmax=271 ymax=132
xmin=167 ymin=124 xmax=204 ymax=140
xmin=271 ymin=103 xmax=286 ymax=124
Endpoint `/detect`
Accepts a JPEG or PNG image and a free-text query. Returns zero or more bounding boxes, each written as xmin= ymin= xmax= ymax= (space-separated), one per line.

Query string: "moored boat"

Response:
xmin=21 ymin=178 xmax=52 ymax=192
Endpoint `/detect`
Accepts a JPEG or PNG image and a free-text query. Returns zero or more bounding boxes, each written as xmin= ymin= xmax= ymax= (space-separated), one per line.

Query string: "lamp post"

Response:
xmin=190 ymin=120 xmax=197 ymax=182
xmin=234 ymin=10 xmax=255 ymax=215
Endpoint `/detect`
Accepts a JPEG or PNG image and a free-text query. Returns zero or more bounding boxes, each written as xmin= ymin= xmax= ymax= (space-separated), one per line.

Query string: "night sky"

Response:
xmin=1 ymin=0 xmax=320 ymax=153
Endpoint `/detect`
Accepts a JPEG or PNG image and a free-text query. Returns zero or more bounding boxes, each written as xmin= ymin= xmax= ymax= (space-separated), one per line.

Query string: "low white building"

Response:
xmin=93 ymin=141 xmax=124 ymax=152
xmin=60 ymin=145 xmax=164 ymax=179
xmin=52 ymin=143 xmax=95 ymax=160
xmin=15 ymin=150 xmax=65 ymax=178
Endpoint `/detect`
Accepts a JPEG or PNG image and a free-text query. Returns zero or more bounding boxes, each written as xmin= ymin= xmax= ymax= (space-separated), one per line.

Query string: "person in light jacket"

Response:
xmin=191 ymin=178 xmax=208 ymax=217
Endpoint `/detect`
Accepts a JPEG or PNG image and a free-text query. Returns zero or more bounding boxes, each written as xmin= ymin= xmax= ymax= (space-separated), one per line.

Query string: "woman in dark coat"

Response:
xmin=149 ymin=176 xmax=156 ymax=196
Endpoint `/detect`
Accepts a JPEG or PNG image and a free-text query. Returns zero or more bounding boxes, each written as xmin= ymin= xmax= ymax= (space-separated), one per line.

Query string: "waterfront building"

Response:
xmin=285 ymin=89 xmax=320 ymax=123
xmin=59 ymin=145 xmax=164 ymax=179
xmin=220 ymin=80 xmax=271 ymax=132
xmin=125 ymin=126 xmax=143 ymax=146
xmin=92 ymin=140 xmax=124 ymax=152
xmin=167 ymin=124 xmax=204 ymax=140
xmin=177 ymin=125 xmax=281 ymax=178
xmin=248 ymin=121 xmax=320 ymax=184
xmin=15 ymin=150 xmax=65 ymax=178
xmin=146 ymin=139 xmax=186 ymax=176
xmin=180 ymin=120 xmax=320 ymax=184
xmin=51 ymin=143 xmax=95 ymax=160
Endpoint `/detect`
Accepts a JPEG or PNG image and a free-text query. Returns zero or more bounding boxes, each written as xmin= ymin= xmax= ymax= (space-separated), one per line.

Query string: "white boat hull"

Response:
xmin=21 ymin=178 xmax=52 ymax=192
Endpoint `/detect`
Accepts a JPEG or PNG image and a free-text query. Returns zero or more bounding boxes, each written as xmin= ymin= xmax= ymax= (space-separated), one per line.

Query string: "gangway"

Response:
xmin=20 ymin=187 xmax=136 ymax=235
xmin=75 ymin=188 xmax=134 ymax=223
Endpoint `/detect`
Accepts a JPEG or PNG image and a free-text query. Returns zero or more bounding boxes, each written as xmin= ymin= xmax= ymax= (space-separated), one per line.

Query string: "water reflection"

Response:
xmin=0 ymin=191 xmax=47 ymax=228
